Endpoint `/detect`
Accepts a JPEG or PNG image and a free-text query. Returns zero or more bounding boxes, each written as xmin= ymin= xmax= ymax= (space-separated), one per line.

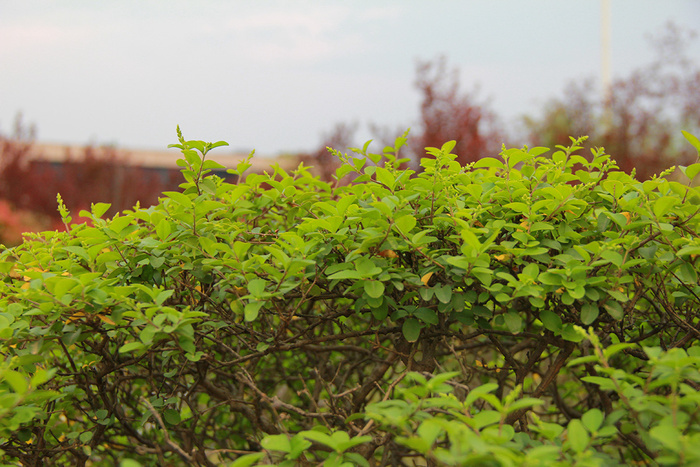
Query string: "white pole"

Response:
xmin=601 ymin=0 xmax=612 ymax=104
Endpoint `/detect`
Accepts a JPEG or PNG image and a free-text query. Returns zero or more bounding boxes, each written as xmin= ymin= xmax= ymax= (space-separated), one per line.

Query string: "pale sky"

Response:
xmin=1 ymin=1 xmax=699 ymax=155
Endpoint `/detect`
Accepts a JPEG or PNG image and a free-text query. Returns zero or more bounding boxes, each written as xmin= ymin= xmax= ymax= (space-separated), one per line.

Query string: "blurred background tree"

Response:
xmin=408 ymin=56 xmax=504 ymax=166
xmin=304 ymin=56 xmax=505 ymax=172
xmin=306 ymin=23 xmax=699 ymax=181
xmin=2 ymin=22 xmax=698 ymax=244
xmin=0 ymin=115 xmax=176 ymax=244
xmin=523 ymin=23 xmax=700 ymax=180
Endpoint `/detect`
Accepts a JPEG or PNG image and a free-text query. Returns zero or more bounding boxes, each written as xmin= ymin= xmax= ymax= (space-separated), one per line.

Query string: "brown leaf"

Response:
xmin=379 ymin=249 xmax=398 ymax=258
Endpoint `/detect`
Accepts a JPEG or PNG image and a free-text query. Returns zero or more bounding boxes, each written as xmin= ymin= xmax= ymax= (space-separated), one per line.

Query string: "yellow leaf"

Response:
xmin=621 ymin=212 xmax=631 ymax=224
xmin=420 ymin=272 xmax=434 ymax=286
xmin=65 ymin=312 xmax=86 ymax=323
xmin=97 ymin=314 xmax=116 ymax=326
xmin=378 ymin=249 xmax=398 ymax=258
xmin=494 ymin=254 xmax=511 ymax=262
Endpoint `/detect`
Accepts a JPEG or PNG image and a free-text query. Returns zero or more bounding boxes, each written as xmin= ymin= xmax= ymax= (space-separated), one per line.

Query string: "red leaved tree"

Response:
xmin=409 ymin=56 xmax=503 ymax=166
xmin=0 ymin=116 xmax=178 ymax=235
xmin=523 ymin=23 xmax=700 ymax=180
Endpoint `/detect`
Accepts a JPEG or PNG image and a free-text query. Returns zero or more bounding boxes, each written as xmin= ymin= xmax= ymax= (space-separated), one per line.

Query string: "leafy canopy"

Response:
xmin=1 ymin=128 xmax=700 ymax=465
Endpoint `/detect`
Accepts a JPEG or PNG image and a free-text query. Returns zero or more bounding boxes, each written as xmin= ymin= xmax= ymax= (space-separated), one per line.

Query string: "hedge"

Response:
xmin=1 ymin=128 xmax=700 ymax=466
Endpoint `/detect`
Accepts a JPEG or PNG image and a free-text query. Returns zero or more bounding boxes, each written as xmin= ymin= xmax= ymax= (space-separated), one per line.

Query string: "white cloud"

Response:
xmin=0 ymin=22 xmax=89 ymax=57
xmin=221 ymin=6 xmax=368 ymax=64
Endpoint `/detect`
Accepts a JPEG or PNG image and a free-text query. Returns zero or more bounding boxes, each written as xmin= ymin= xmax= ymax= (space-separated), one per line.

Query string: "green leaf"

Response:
xmin=119 ymin=460 xmax=144 ymax=467
xmin=363 ymin=280 xmax=385 ymax=299
xmin=61 ymin=246 xmax=90 ymax=262
xmin=375 ymin=167 xmax=395 ymax=190
xmin=505 ymin=149 xmax=533 ymax=168
xmin=414 ymin=307 xmax=438 ymax=325
xmin=163 ymin=409 xmax=181 ymax=425
xmin=603 ymin=342 xmax=634 ymax=359
xmin=580 ymin=303 xmax=599 ymax=325
xmin=472 ymin=410 xmax=501 ymax=429
xmin=567 ymin=355 xmax=600 ymax=367
xmin=355 ymin=258 xmax=382 ymax=277
xmin=581 ymin=376 xmax=617 ymax=391
xmin=327 ymin=269 xmax=363 ymax=280
xmin=539 ymin=310 xmax=562 ymax=333
xmin=521 ymin=263 xmax=540 ymax=280
xmin=3 ymin=370 xmax=28 ymax=394
xmin=603 ymin=301 xmax=624 ymax=320
xmin=473 ymin=158 xmax=505 ymax=169
xmin=156 ymin=219 xmax=171 ymax=240
xmin=685 ymin=162 xmax=700 ymax=181
xmin=301 ymin=430 xmax=337 ymax=451
xmin=567 ymin=419 xmax=589 ymax=453
xmin=581 ymin=409 xmax=604 ymax=433
xmin=79 ymin=431 xmax=93 ymax=443
xmin=248 ymin=279 xmax=267 ymax=297
xmin=261 ymin=434 xmax=292 ymax=453
xmin=650 ymin=425 xmax=682 ymax=453
xmin=210 ymin=140 xmax=229 ymax=150
xmin=91 ymin=202 xmax=112 ymax=218
xmin=464 ymin=383 xmax=498 ymax=407
xmin=434 ymin=285 xmax=452 ymax=304
xmin=164 ymin=191 xmax=193 ymax=208
xmin=561 ymin=324 xmax=585 ymax=342
xmin=335 ymin=164 xmax=355 ymax=180
xmin=225 ymin=453 xmax=265 ymax=467
xmin=653 ymin=196 xmax=678 ymax=219
xmin=154 ymin=289 xmax=175 ymax=306
xmin=402 ymin=318 xmax=422 ymax=342
xmin=335 ymin=434 xmax=372 ymax=453
xmin=505 ymin=398 xmax=544 ymax=413
xmin=343 ymin=452 xmax=371 ymax=467
xmin=119 ymin=342 xmax=146 ymax=354
xmin=503 ymin=312 xmax=523 ymax=333
xmin=682 ymin=130 xmax=700 ymax=155
xmin=604 ymin=212 xmax=628 ymax=229
xmin=245 ymin=301 xmax=264 ymax=321
xmin=394 ymin=215 xmax=416 ymax=236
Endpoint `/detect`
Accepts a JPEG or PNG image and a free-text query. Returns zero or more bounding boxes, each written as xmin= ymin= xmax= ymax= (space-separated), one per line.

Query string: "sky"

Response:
xmin=1 ymin=1 xmax=699 ymax=156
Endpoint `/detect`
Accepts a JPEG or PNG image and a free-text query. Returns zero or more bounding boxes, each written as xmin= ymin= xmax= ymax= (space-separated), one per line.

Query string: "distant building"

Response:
xmin=28 ymin=142 xmax=300 ymax=184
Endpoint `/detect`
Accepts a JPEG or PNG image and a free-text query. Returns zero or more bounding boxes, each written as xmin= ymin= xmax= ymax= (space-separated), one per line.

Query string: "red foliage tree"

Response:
xmin=298 ymin=122 xmax=358 ymax=182
xmin=523 ymin=23 xmax=700 ymax=180
xmin=0 ymin=116 xmax=178 ymax=232
xmin=305 ymin=57 xmax=504 ymax=180
xmin=409 ymin=56 xmax=503 ymax=166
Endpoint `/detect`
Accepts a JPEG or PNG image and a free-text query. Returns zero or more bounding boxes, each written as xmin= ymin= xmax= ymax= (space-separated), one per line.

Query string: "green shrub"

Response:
xmin=1 ymin=128 xmax=700 ymax=466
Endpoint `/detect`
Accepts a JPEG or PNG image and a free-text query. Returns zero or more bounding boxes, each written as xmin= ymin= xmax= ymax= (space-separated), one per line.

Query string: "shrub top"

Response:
xmin=1 ymin=130 xmax=700 ymax=465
